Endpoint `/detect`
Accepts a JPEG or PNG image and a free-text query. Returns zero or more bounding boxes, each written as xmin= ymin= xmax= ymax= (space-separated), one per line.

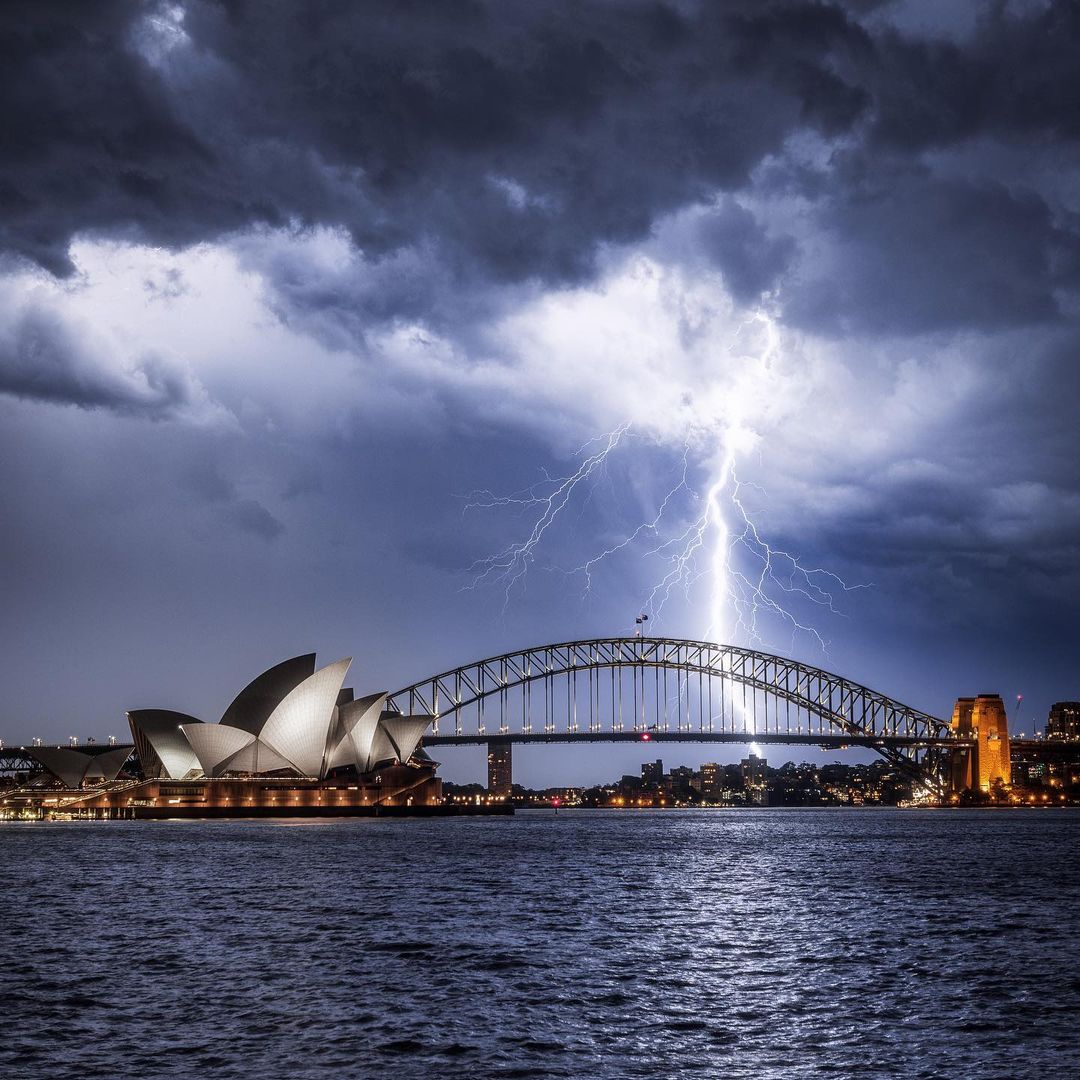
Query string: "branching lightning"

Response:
xmin=463 ymin=423 xmax=631 ymax=605
xmin=463 ymin=308 xmax=867 ymax=651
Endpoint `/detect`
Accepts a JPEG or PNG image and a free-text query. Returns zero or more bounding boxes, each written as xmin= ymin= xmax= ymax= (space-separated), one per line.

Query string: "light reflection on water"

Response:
xmin=2 ymin=809 xmax=1078 ymax=1079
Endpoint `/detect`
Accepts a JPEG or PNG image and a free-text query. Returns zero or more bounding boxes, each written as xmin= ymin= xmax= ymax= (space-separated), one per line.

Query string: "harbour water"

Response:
xmin=2 ymin=809 xmax=1077 ymax=1079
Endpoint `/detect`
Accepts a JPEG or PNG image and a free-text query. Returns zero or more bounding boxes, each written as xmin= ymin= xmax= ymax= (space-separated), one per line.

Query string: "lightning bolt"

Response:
xmin=464 ymin=308 xmax=867 ymax=654
xmin=463 ymin=423 xmax=631 ymax=606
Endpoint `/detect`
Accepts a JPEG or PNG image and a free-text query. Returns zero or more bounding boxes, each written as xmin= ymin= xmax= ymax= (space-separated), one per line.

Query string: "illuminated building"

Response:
xmin=700 ymin=762 xmax=722 ymax=802
xmin=1009 ymin=738 xmax=1080 ymax=798
xmin=641 ymin=759 xmax=664 ymax=787
xmin=127 ymin=654 xmax=433 ymax=781
xmin=51 ymin=765 xmax=442 ymax=818
xmin=487 ymin=741 xmax=513 ymax=798
xmin=1047 ymin=702 xmax=1080 ymax=741
xmin=668 ymin=765 xmax=695 ymax=798
xmin=115 ymin=654 xmax=443 ymax=812
xmin=949 ymin=694 xmax=1012 ymax=792
xmin=740 ymin=752 xmax=768 ymax=786
xmin=741 ymin=752 xmax=769 ymax=806
xmin=17 ymin=745 xmax=133 ymax=789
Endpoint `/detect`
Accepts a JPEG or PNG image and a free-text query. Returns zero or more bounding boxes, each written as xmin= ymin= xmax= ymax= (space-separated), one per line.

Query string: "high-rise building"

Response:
xmin=1047 ymin=702 xmax=1080 ymax=741
xmin=641 ymin=759 xmax=664 ymax=788
xmin=700 ymin=762 xmax=722 ymax=802
xmin=668 ymin=765 xmax=695 ymax=798
xmin=487 ymin=741 xmax=513 ymax=798
xmin=740 ymin=753 xmax=769 ymax=806
xmin=740 ymin=752 xmax=768 ymax=786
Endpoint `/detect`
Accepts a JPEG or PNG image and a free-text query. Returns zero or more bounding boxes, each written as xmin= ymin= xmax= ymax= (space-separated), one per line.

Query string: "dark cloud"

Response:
xmin=227 ymin=498 xmax=285 ymax=541
xmin=181 ymin=459 xmax=285 ymax=540
xmin=0 ymin=299 xmax=206 ymax=417
xmin=786 ymin=164 xmax=1080 ymax=333
xmin=0 ymin=2 xmax=255 ymax=276
xmin=2 ymin=1 xmax=1078 ymax=345
xmin=755 ymin=345 xmax=1080 ymax=636
xmin=863 ymin=2 xmax=1080 ymax=150
xmin=696 ymin=202 xmax=797 ymax=303
xmin=1 ymin=1 xmax=868 ymax=290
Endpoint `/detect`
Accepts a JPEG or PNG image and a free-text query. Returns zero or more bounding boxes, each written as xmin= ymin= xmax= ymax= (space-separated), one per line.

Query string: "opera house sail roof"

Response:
xmin=219 ymin=653 xmax=317 ymax=734
xmin=127 ymin=710 xmax=203 ymax=780
xmin=126 ymin=655 xmax=434 ymax=781
xmin=21 ymin=745 xmax=134 ymax=789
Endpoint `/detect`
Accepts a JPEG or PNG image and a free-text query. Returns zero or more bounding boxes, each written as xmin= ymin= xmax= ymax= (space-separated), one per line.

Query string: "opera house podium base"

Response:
xmin=51 ymin=765 xmax=504 ymax=819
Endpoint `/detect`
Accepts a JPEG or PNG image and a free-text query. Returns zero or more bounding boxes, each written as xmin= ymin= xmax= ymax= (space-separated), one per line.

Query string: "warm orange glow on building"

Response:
xmin=950 ymin=694 xmax=1011 ymax=792
xmin=51 ymin=764 xmax=442 ymax=818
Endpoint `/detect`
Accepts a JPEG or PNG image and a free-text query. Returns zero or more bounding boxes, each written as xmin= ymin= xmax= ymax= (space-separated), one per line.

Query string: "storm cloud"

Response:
xmin=5 ymin=2 xmax=1080 ymax=347
xmin=2 ymin=1 xmax=1080 ymax=775
xmin=1 ymin=2 xmax=863 ymax=279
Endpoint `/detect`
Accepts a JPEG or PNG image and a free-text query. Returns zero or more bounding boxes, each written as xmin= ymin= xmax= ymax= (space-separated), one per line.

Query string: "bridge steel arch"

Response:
xmin=387 ymin=637 xmax=962 ymax=794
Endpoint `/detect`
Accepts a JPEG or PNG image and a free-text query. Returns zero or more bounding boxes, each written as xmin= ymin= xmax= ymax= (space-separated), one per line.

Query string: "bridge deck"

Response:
xmin=422 ymin=731 xmax=967 ymax=749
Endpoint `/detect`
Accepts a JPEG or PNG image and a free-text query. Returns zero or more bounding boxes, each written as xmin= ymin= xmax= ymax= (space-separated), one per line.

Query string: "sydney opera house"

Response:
xmin=129 ymin=654 xmax=433 ymax=782
xmin=54 ymin=654 xmax=442 ymax=817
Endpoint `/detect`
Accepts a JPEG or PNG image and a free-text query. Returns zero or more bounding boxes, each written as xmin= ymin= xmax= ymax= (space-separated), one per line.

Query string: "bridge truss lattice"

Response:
xmin=387 ymin=637 xmax=959 ymax=793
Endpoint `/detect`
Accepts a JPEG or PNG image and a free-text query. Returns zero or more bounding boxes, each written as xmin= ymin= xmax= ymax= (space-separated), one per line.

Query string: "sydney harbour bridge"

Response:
xmin=2 ymin=636 xmax=982 ymax=798
xmin=384 ymin=636 xmax=964 ymax=797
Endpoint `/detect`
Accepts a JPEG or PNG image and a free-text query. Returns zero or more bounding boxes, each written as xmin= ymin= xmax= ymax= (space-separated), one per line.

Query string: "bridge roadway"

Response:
xmin=0 ymin=729 xmax=965 ymax=781
xmin=0 ymin=731 xmax=963 ymax=771
xmin=422 ymin=731 xmax=963 ymax=749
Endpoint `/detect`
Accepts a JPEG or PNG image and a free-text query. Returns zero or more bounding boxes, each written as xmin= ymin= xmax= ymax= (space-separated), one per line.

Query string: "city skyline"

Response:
xmin=5 ymin=638 xmax=1074 ymax=792
xmin=3 ymin=2 xmax=1080 ymax=789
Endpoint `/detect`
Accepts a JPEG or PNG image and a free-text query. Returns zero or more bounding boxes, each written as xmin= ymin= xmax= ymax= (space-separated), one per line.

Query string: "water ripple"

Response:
xmin=1 ymin=809 xmax=1078 ymax=1079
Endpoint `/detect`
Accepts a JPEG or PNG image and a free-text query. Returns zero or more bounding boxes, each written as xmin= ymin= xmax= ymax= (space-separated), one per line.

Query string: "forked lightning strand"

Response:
xmin=464 ymin=424 xmax=631 ymax=606
xmin=464 ymin=309 xmax=865 ymax=648
xmin=465 ymin=426 xmax=863 ymax=651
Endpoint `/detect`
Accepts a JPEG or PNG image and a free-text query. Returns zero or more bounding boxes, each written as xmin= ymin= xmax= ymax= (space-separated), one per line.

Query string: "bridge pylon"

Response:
xmin=948 ymin=694 xmax=1011 ymax=794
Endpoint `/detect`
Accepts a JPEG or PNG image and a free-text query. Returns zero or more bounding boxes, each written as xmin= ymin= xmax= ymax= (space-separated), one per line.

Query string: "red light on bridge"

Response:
xmin=641 ymin=732 xmax=651 ymax=741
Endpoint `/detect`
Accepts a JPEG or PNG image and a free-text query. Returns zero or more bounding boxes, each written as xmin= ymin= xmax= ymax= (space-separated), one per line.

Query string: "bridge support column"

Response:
xmin=950 ymin=695 xmax=1011 ymax=794
xmin=487 ymin=740 xmax=513 ymax=799
xmin=947 ymin=744 xmax=975 ymax=794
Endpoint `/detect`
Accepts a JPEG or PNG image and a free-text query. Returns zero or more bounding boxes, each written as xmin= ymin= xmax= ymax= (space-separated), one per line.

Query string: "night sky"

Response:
xmin=2 ymin=1 xmax=1079 ymax=785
